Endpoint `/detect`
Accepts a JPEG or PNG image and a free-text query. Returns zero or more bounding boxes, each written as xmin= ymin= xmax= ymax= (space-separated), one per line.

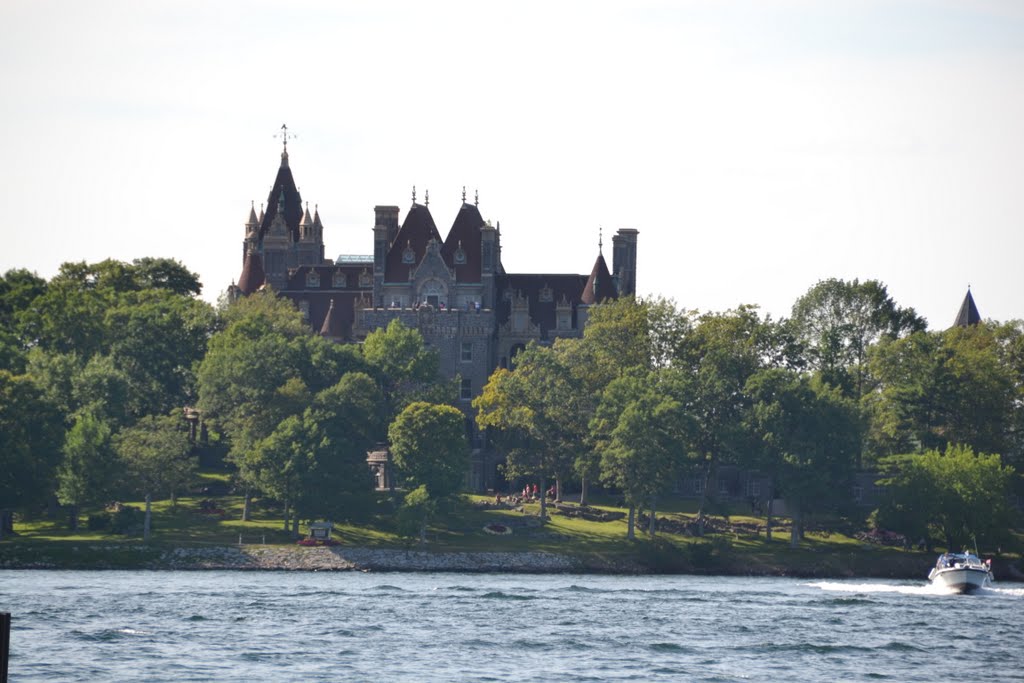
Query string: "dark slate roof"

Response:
xmin=441 ymin=202 xmax=485 ymax=283
xmin=496 ymin=274 xmax=589 ymax=337
xmin=953 ymin=289 xmax=981 ymax=328
xmin=237 ymin=250 xmax=266 ymax=295
xmin=384 ymin=203 xmax=444 ymax=282
xmin=580 ymin=253 xmax=617 ymax=304
xmin=258 ymin=151 xmax=303 ymax=243
xmin=319 ymin=299 xmax=346 ymax=339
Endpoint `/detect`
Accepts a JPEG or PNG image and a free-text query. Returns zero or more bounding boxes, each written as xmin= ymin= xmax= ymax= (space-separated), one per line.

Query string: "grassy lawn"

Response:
xmin=3 ymin=469 xmax=1019 ymax=576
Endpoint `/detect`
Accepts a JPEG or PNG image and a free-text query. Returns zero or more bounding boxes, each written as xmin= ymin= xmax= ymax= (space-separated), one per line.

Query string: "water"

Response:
xmin=2 ymin=571 xmax=1022 ymax=682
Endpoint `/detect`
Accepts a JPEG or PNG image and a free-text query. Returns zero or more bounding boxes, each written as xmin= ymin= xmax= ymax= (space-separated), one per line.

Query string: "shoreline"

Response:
xmin=3 ymin=543 xmax=1021 ymax=580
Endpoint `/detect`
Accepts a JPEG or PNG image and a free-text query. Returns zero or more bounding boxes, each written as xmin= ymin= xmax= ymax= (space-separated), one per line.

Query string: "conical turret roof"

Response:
xmin=319 ymin=299 xmax=346 ymax=340
xmin=237 ymin=250 xmax=266 ymax=295
xmin=580 ymin=253 xmax=617 ymax=304
xmin=952 ymin=289 xmax=981 ymax=328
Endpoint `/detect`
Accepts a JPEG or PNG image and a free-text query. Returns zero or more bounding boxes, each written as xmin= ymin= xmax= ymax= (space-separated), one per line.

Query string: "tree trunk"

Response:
xmin=555 ymin=477 xmax=562 ymax=503
xmin=291 ymin=516 xmax=299 ymax=539
xmin=627 ymin=504 xmax=636 ymax=540
xmin=765 ymin=498 xmax=773 ymax=541
xmin=170 ymin=490 xmax=178 ymax=513
xmin=143 ymin=493 xmax=152 ymax=542
xmin=789 ymin=503 xmax=801 ymax=548
xmin=46 ymin=495 xmax=59 ymax=519
xmin=283 ymin=499 xmax=290 ymax=532
xmin=696 ymin=460 xmax=713 ymax=536
xmin=539 ymin=475 xmax=548 ymax=522
xmin=648 ymin=496 xmax=657 ymax=536
xmin=242 ymin=489 xmax=252 ymax=522
xmin=68 ymin=504 xmax=79 ymax=531
xmin=580 ymin=475 xmax=589 ymax=507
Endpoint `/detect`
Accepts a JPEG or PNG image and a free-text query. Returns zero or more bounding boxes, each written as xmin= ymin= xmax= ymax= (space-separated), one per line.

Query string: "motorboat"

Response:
xmin=928 ymin=552 xmax=993 ymax=593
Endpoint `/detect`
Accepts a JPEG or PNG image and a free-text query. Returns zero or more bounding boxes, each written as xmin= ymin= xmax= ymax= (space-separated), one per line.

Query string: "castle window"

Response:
xmin=359 ymin=269 xmax=372 ymax=288
xmin=298 ymin=299 xmax=310 ymax=321
xmin=461 ymin=342 xmax=473 ymax=362
xmin=403 ymin=245 xmax=416 ymax=264
xmin=538 ymin=286 xmax=553 ymax=303
xmin=460 ymin=378 xmax=472 ymax=401
xmin=693 ymin=478 xmax=704 ymax=495
xmin=332 ymin=271 xmax=347 ymax=288
xmin=454 ymin=245 xmax=467 ymax=265
xmin=306 ymin=271 xmax=320 ymax=288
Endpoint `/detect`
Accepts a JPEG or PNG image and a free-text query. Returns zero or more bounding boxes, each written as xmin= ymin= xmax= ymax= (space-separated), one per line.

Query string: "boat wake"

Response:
xmin=810 ymin=581 xmax=1024 ymax=598
xmin=808 ymin=581 xmax=957 ymax=596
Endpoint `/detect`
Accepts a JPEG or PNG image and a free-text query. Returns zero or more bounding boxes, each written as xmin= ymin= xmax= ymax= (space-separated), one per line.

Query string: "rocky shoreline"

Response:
xmin=0 ymin=544 xmax=640 ymax=573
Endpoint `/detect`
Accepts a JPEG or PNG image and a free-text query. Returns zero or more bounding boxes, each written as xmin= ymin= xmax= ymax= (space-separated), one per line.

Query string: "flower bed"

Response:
xmin=483 ymin=523 xmax=512 ymax=536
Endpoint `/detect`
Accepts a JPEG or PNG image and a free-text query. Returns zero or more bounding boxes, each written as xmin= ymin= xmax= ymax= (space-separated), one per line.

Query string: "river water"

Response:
xmin=2 ymin=570 xmax=1022 ymax=682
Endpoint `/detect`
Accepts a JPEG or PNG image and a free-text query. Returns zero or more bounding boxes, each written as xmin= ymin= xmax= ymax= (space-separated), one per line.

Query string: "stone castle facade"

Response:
xmin=231 ymin=143 xmax=638 ymax=489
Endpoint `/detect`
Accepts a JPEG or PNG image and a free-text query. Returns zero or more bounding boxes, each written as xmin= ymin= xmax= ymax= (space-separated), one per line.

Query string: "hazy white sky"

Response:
xmin=2 ymin=0 xmax=1022 ymax=328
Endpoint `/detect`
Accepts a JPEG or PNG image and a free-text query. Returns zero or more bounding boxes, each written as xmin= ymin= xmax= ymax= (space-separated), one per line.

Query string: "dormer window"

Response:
xmin=402 ymin=242 xmax=416 ymax=264
xmin=332 ymin=271 xmax=347 ymax=288
xmin=539 ymin=285 xmax=553 ymax=303
xmin=359 ymin=269 xmax=372 ymax=288
xmin=305 ymin=271 xmax=320 ymax=288
xmin=454 ymin=241 xmax=467 ymax=265
xmin=298 ymin=300 xmax=310 ymax=321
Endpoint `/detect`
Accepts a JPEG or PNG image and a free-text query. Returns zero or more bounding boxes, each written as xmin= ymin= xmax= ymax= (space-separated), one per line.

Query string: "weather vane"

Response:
xmin=274 ymin=123 xmax=297 ymax=149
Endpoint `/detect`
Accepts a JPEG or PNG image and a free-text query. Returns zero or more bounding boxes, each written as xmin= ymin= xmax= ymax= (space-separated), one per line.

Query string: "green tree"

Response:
xmin=791 ymin=278 xmax=925 ymax=399
xmin=875 ymin=445 xmax=1016 ymax=551
xmin=389 ymin=402 xmax=468 ymax=497
xmin=596 ymin=370 xmax=690 ymax=538
xmin=866 ymin=323 xmax=1017 ymax=462
xmin=674 ymin=306 xmax=785 ymax=531
xmin=196 ymin=291 xmax=320 ymax=519
xmin=57 ymin=411 xmax=120 ymax=530
xmin=0 ymin=371 xmax=64 ymax=537
xmin=388 ymin=402 xmax=468 ymax=543
xmin=115 ymin=413 xmax=195 ymax=540
xmin=362 ymin=319 xmax=445 ymax=416
xmin=295 ymin=372 xmax=385 ymax=522
xmin=744 ymin=368 xmax=861 ymax=545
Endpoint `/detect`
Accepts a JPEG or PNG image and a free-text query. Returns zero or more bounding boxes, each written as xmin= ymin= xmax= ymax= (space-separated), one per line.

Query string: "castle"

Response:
xmin=231 ymin=140 xmax=638 ymax=489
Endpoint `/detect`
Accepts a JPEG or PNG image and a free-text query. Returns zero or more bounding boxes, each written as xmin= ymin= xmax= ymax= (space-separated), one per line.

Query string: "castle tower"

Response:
xmin=612 ymin=228 xmax=639 ymax=296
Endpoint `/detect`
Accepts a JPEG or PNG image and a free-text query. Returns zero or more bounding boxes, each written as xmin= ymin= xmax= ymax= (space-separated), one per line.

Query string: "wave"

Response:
xmin=480 ymin=591 xmax=536 ymax=600
xmin=808 ymin=581 xmax=954 ymax=596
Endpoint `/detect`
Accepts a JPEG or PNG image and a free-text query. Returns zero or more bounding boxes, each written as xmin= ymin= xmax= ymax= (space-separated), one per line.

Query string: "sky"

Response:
xmin=1 ymin=0 xmax=1022 ymax=329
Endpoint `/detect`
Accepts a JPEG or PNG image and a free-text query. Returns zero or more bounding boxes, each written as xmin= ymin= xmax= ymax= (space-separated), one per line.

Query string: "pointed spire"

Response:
xmin=300 ymin=202 xmax=313 ymax=227
xmin=277 ymin=189 xmax=286 ymax=215
xmin=319 ymin=298 xmax=345 ymax=340
xmin=598 ymin=226 xmax=603 ymax=255
xmin=312 ymin=203 xmax=322 ymax=227
xmin=952 ymin=287 xmax=982 ymax=328
xmin=258 ymin=203 xmax=265 ymax=223
xmin=278 ymin=123 xmax=291 ymax=167
xmin=246 ymin=201 xmax=258 ymax=227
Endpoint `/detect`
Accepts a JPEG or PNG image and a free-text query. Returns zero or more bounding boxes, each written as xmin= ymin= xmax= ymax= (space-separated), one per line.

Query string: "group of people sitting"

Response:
xmin=494 ymin=484 xmax=558 ymax=506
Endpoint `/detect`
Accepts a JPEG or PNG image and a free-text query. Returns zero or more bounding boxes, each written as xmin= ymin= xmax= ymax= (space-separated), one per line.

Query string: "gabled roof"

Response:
xmin=237 ymin=250 xmax=266 ymax=295
xmin=383 ymin=203 xmax=444 ymax=282
xmin=580 ymin=253 xmax=616 ymax=304
xmin=258 ymin=151 xmax=303 ymax=243
xmin=441 ymin=202 xmax=485 ymax=283
xmin=953 ymin=289 xmax=981 ymax=328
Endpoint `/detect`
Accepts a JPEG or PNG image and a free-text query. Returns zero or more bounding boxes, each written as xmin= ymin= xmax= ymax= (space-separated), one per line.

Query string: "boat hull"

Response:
xmin=928 ymin=567 xmax=991 ymax=594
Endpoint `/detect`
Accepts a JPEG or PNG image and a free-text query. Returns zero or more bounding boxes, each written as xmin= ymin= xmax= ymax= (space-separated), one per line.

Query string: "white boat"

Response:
xmin=928 ymin=552 xmax=993 ymax=593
